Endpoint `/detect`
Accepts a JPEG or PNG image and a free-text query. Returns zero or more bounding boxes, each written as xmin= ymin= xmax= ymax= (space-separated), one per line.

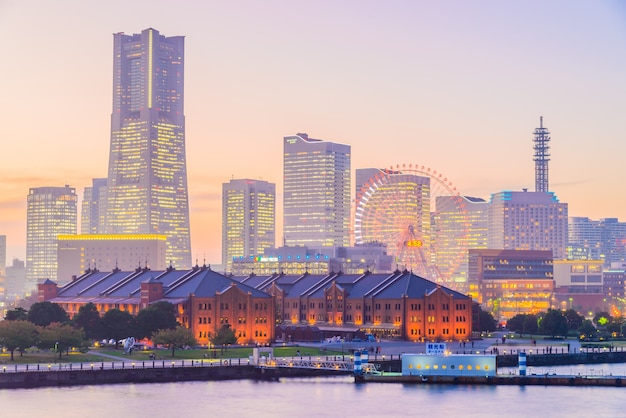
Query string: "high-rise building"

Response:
xmin=468 ymin=249 xmax=554 ymax=322
xmin=222 ymin=179 xmax=276 ymax=272
xmin=81 ymin=178 xmax=107 ymax=234
xmin=568 ymin=216 xmax=602 ymax=260
xmin=283 ymin=133 xmax=350 ymax=249
xmin=104 ymin=28 xmax=191 ymax=269
xmin=26 ymin=186 xmax=77 ymax=290
xmin=0 ymin=235 xmax=6 ymax=277
xmin=488 ymin=190 xmax=568 ymax=259
xmin=435 ymin=196 xmax=489 ymax=292
xmin=0 ymin=235 xmax=5 ymax=310
xmin=567 ymin=217 xmax=626 ymax=265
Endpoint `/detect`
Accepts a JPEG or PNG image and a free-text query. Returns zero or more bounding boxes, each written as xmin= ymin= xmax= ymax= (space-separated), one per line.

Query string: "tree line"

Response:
xmin=506 ymin=309 xmax=626 ymax=339
xmin=0 ymin=301 xmax=201 ymax=360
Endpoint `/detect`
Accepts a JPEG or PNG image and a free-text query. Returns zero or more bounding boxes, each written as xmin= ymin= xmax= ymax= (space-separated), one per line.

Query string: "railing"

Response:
xmin=0 ymin=358 xmax=250 ymax=374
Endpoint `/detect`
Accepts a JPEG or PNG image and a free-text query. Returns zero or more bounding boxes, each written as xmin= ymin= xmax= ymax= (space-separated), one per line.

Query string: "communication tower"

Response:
xmin=533 ymin=116 xmax=551 ymax=193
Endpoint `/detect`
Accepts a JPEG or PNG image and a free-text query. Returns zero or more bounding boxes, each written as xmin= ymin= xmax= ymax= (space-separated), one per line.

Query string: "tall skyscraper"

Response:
xmin=81 ymin=178 xmax=107 ymax=234
xmin=283 ymin=133 xmax=351 ymax=249
xmin=26 ymin=186 xmax=77 ymax=290
xmin=488 ymin=190 xmax=568 ymax=259
xmin=222 ymin=179 xmax=276 ymax=272
xmin=104 ymin=28 xmax=191 ymax=269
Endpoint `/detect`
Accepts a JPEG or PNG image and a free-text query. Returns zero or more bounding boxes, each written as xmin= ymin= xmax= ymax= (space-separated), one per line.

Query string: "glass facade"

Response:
xmin=488 ymin=190 xmax=568 ymax=259
xmin=105 ymin=28 xmax=191 ymax=269
xmin=222 ymin=179 xmax=276 ymax=272
xmin=283 ymin=134 xmax=350 ymax=249
xmin=26 ymin=186 xmax=77 ymax=290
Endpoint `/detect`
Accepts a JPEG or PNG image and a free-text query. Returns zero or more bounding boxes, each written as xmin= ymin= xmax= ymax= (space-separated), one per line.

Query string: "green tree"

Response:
xmin=37 ymin=322 xmax=86 ymax=359
xmin=4 ymin=307 xmax=28 ymax=321
xmin=477 ymin=310 xmax=497 ymax=332
xmin=210 ymin=324 xmax=238 ymax=350
xmin=101 ymin=309 xmax=136 ymax=347
xmin=579 ymin=319 xmax=597 ymax=338
xmin=522 ymin=314 xmax=539 ymax=335
xmin=27 ymin=302 xmax=69 ymax=326
xmin=0 ymin=320 xmax=38 ymax=361
xmin=135 ymin=301 xmax=178 ymax=339
xmin=152 ymin=326 xmax=197 ymax=357
xmin=563 ymin=309 xmax=584 ymax=332
xmin=72 ymin=303 xmax=104 ymax=340
xmin=538 ymin=309 xmax=568 ymax=337
xmin=593 ymin=311 xmax=612 ymax=329
xmin=506 ymin=314 xmax=525 ymax=335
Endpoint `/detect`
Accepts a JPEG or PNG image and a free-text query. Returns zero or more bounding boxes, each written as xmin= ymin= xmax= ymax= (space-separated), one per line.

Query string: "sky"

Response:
xmin=1 ymin=1 xmax=625 ymax=265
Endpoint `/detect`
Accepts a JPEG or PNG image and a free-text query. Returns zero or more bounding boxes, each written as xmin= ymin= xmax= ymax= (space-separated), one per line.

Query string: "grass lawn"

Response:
xmin=97 ymin=345 xmax=345 ymax=360
xmin=0 ymin=350 xmax=111 ymax=365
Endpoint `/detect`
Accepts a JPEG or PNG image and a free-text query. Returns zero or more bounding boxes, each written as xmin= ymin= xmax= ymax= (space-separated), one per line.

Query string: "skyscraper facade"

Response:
xmin=81 ymin=178 xmax=107 ymax=234
xmin=222 ymin=179 xmax=276 ymax=272
xmin=283 ymin=133 xmax=350 ymax=249
xmin=488 ymin=190 xmax=568 ymax=259
xmin=26 ymin=186 xmax=77 ymax=290
xmin=104 ymin=28 xmax=191 ymax=269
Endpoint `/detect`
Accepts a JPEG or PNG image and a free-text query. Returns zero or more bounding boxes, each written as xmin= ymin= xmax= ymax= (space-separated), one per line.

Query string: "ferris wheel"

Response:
xmin=354 ymin=164 xmax=470 ymax=288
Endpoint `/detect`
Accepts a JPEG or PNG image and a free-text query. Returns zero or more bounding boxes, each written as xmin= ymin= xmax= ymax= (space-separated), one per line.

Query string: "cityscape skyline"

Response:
xmin=1 ymin=1 xmax=625 ymax=265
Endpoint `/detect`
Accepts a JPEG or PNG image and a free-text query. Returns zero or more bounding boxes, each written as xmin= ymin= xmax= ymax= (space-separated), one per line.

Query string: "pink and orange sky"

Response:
xmin=1 ymin=1 xmax=625 ymax=265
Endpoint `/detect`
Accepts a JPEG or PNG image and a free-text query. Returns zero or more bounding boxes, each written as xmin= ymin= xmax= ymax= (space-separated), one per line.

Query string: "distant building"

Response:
xmin=552 ymin=259 xmax=606 ymax=315
xmin=468 ymin=249 xmax=554 ymax=323
xmin=222 ymin=179 xmax=275 ymax=273
xmin=488 ymin=190 xmax=568 ymax=259
xmin=57 ymin=234 xmax=168 ymax=284
xmin=283 ymin=133 xmax=350 ymax=249
xmin=230 ymin=244 xmax=393 ymax=276
xmin=568 ymin=217 xmax=626 ymax=266
xmin=5 ymin=258 xmax=26 ymax=303
xmin=0 ymin=235 xmax=5 ymax=310
xmin=81 ymin=178 xmax=107 ymax=234
xmin=26 ymin=186 xmax=77 ymax=291
xmin=104 ymin=28 xmax=191 ymax=269
xmin=39 ymin=266 xmax=275 ymax=346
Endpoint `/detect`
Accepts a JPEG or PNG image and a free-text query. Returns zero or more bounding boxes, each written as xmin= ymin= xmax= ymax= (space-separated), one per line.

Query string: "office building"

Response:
xmin=222 ymin=179 xmax=276 ymax=272
xmin=57 ymin=234 xmax=168 ymax=283
xmin=104 ymin=28 xmax=191 ymax=269
xmin=488 ymin=190 xmax=568 ymax=259
xmin=81 ymin=178 xmax=107 ymax=234
xmin=468 ymin=249 xmax=554 ymax=323
xmin=567 ymin=217 xmax=626 ymax=266
xmin=436 ymin=196 xmax=489 ymax=293
xmin=26 ymin=186 xmax=77 ymax=290
xmin=5 ymin=258 xmax=26 ymax=303
xmin=283 ymin=133 xmax=350 ymax=249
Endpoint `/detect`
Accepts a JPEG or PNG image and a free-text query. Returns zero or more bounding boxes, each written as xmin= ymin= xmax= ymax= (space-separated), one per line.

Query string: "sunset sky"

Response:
xmin=1 ymin=1 xmax=625 ymax=265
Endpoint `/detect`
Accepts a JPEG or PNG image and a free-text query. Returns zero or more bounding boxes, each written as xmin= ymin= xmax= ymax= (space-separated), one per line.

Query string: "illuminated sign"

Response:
xmin=405 ymin=239 xmax=423 ymax=247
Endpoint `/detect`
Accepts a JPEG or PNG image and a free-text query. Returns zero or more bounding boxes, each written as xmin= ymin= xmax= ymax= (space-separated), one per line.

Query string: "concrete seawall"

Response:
xmin=0 ymin=365 xmax=346 ymax=389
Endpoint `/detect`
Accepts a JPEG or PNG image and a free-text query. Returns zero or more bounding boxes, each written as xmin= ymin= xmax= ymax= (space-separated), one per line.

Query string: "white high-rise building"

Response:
xmin=488 ymin=190 xmax=568 ymax=259
xmin=222 ymin=179 xmax=276 ymax=272
xmin=283 ymin=133 xmax=350 ymax=249
xmin=26 ymin=186 xmax=77 ymax=291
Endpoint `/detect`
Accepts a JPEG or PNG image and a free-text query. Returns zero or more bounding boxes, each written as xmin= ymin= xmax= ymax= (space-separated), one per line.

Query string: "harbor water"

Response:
xmin=1 ymin=362 xmax=626 ymax=418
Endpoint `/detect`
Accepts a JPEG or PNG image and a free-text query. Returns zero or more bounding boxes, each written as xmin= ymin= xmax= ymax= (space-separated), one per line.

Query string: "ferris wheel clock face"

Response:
xmin=354 ymin=164 xmax=470 ymax=287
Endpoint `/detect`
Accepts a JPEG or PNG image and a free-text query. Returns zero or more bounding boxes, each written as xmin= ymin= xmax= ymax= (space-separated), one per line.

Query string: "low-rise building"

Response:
xmin=38 ymin=265 xmax=274 ymax=346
